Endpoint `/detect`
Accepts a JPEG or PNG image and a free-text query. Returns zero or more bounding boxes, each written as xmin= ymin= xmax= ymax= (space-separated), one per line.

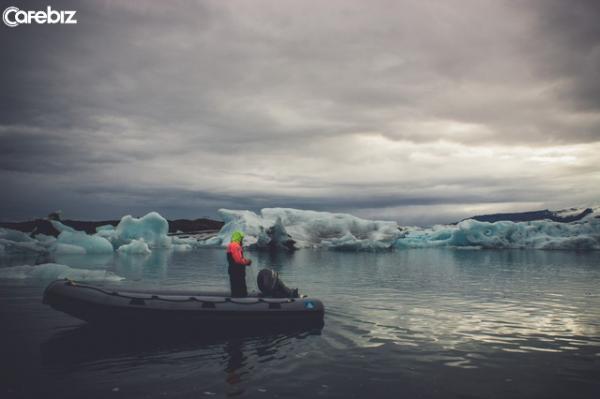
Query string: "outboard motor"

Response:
xmin=257 ymin=269 xmax=299 ymax=298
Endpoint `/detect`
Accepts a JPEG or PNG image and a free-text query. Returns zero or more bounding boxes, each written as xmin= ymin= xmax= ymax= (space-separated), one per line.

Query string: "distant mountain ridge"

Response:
xmin=0 ymin=217 xmax=224 ymax=237
xmin=461 ymin=207 xmax=595 ymax=224
xmin=2 ymin=206 xmax=598 ymax=238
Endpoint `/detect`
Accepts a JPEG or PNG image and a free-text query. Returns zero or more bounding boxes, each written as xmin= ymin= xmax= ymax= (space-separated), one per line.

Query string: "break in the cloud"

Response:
xmin=1 ymin=0 xmax=599 ymax=225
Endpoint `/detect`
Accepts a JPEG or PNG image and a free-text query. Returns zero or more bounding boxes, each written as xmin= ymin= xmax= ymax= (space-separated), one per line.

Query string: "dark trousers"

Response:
xmin=228 ymin=265 xmax=247 ymax=297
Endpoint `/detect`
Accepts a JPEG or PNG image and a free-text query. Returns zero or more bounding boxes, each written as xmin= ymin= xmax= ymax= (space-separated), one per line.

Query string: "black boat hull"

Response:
xmin=43 ymin=279 xmax=325 ymax=328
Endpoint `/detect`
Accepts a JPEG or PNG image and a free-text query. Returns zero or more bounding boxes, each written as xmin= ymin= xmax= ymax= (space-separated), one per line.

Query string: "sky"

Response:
xmin=1 ymin=0 xmax=599 ymax=226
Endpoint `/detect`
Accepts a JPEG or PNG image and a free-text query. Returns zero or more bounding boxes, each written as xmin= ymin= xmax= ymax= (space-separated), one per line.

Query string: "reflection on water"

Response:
xmin=1 ymin=248 xmax=600 ymax=398
xmin=41 ymin=324 xmax=323 ymax=369
xmin=317 ymin=249 xmax=600 ymax=360
xmin=39 ymin=323 xmax=323 ymax=398
xmin=52 ymin=253 xmax=114 ymax=269
xmin=113 ymin=250 xmax=170 ymax=282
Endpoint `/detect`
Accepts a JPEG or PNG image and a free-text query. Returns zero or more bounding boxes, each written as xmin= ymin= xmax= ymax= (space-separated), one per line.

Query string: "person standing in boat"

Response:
xmin=226 ymin=231 xmax=252 ymax=297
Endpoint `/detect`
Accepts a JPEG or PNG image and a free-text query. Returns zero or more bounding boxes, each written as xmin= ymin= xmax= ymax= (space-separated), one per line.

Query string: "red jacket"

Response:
xmin=227 ymin=242 xmax=251 ymax=266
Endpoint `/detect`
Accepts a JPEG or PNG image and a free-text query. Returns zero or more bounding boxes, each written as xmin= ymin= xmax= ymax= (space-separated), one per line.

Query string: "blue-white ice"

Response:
xmin=117 ymin=238 xmax=151 ymax=254
xmin=209 ymin=207 xmax=600 ymax=251
xmin=51 ymin=220 xmax=114 ymax=254
xmin=52 ymin=212 xmax=171 ymax=254
xmin=214 ymin=208 xmax=405 ymax=250
xmin=396 ymin=217 xmax=600 ymax=250
xmin=113 ymin=212 xmax=172 ymax=249
xmin=0 ymin=263 xmax=124 ymax=281
xmin=0 ymin=207 xmax=598 ymax=257
xmin=0 ymin=228 xmax=47 ymax=253
xmin=0 ymin=212 xmax=174 ymax=256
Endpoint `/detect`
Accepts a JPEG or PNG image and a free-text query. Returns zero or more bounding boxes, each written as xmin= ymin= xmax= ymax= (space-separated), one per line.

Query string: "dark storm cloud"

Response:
xmin=1 ymin=0 xmax=599 ymax=223
xmin=531 ymin=0 xmax=600 ymax=111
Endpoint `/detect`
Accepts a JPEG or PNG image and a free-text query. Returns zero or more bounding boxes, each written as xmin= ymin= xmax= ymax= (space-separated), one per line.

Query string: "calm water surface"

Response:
xmin=1 ymin=249 xmax=600 ymax=398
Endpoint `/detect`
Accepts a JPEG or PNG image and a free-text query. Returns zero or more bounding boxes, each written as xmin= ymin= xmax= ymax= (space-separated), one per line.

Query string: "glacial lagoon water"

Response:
xmin=1 ymin=248 xmax=600 ymax=398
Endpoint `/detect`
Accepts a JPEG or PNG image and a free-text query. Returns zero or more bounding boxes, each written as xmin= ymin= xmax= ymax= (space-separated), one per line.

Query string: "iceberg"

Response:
xmin=0 ymin=212 xmax=175 ymax=257
xmin=51 ymin=212 xmax=172 ymax=254
xmin=0 ymin=228 xmax=48 ymax=253
xmin=95 ymin=224 xmax=115 ymax=233
xmin=94 ymin=224 xmax=116 ymax=240
xmin=395 ymin=218 xmax=600 ymax=250
xmin=53 ymin=243 xmax=87 ymax=255
xmin=0 ymin=227 xmax=38 ymax=242
xmin=52 ymin=228 xmax=114 ymax=254
xmin=1 ymin=207 xmax=598 ymax=257
xmin=0 ymin=212 xmax=173 ymax=256
xmin=0 ymin=263 xmax=124 ymax=281
xmin=117 ymin=239 xmax=151 ymax=255
xmin=114 ymin=212 xmax=171 ymax=249
xmin=172 ymin=243 xmax=193 ymax=252
xmin=214 ymin=208 xmax=403 ymax=251
xmin=50 ymin=220 xmax=76 ymax=233
xmin=34 ymin=233 xmax=57 ymax=246
xmin=210 ymin=207 xmax=600 ymax=251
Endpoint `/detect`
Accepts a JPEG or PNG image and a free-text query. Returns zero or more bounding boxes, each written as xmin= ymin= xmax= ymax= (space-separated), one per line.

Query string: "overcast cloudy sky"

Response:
xmin=1 ymin=0 xmax=599 ymax=225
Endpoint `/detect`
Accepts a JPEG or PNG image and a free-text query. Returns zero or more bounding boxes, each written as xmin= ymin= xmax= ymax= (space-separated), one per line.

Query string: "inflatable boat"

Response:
xmin=43 ymin=271 xmax=324 ymax=328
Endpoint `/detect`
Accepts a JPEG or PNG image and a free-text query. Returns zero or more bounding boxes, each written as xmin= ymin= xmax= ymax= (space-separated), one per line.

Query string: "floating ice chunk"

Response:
xmin=194 ymin=235 xmax=222 ymax=247
xmin=172 ymin=244 xmax=193 ymax=252
xmin=114 ymin=212 xmax=171 ymax=248
xmin=170 ymin=232 xmax=220 ymax=250
xmin=0 ymin=263 xmax=124 ymax=281
xmin=0 ymin=228 xmax=35 ymax=242
xmin=0 ymin=238 xmax=47 ymax=253
xmin=117 ymin=239 xmax=151 ymax=254
xmin=95 ymin=226 xmax=117 ymax=243
xmin=262 ymin=208 xmax=401 ymax=249
xmin=50 ymin=220 xmax=76 ymax=233
xmin=395 ymin=218 xmax=600 ymax=250
xmin=216 ymin=208 xmax=402 ymax=250
xmin=217 ymin=209 xmax=266 ymax=245
xmin=253 ymin=217 xmax=296 ymax=251
xmin=95 ymin=224 xmax=116 ymax=241
xmin=214 ymin=207 xmax=599 ymax=251
xmin=323 ymin=232 xmax=393 ymax=251
xmin=34 ymin=234 xmax=56 ymax=245
xmin=53 ymin=243 xmax=87 ymax=255
xmin=53 ymin=229 xmax=114 ymax=254
xmin=0 ymin=228 xmax=48 ymax=253
xmin=50 ymin=221 xmax=114 ymax=254
xmin=1 ymin=212 xmax=175 ymax=256
xmin=96 ymin=224 xmax=115 ymax=233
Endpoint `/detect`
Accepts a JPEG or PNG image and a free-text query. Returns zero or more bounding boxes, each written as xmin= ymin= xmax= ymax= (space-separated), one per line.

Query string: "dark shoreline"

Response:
xmin=0 ymin=218 xmax=224 ymax=237
xmin=1 ymin=207 xmax=595 ymax=239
